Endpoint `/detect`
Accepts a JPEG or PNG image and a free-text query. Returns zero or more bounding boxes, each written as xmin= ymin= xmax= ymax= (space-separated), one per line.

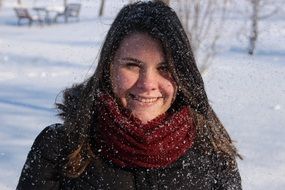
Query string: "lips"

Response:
xmin=129 ymin=94 xmax=162 ymax=103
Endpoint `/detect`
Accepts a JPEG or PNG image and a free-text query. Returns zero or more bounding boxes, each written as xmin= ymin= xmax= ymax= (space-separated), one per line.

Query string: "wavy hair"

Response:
xmin=57 ymin=1 xmax=241 ymax=177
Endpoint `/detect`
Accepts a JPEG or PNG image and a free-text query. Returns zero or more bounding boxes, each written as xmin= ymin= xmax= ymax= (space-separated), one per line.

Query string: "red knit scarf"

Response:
xmin=94 ymin=92 xmax=196 ymax=168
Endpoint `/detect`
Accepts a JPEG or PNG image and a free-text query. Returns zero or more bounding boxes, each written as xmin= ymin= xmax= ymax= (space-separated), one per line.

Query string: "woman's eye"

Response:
xmin=125 ymin=63 xmax=140 ymax=70
xmin=158 ymin=65 xmax=169 ymax=73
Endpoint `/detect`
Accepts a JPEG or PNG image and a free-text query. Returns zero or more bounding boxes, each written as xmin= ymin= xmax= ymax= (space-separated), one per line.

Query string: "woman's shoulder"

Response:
xmin=38 ymin=123 xmax=68 ymax=137
xmin=178 ymin=146 xmax=241 ymax=189
xmin=34 ymin=123 xmax=67 ymax=147
xmin=31 ymin=123 xmax=77 ymax=160
xmin=17 ymin=124 xmax=72 ymax=189
xmin=178 ymin=144 xmax=239 ymax=173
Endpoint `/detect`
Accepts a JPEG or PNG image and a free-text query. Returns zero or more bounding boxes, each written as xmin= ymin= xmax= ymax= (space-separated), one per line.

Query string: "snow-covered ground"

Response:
xmin=0 ymin=0 xmax=284 ymax=189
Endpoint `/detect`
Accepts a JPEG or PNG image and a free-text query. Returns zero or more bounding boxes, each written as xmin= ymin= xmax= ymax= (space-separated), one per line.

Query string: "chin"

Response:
xmin=132 ymin=111 xmax=161 ymax=123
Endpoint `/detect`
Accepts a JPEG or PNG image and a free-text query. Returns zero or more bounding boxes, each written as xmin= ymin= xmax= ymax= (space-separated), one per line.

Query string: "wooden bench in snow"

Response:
xmin=14 ymin=7 xmax=43 ymax=26
xmin=55 ymin=3 xmax=81 ymax=23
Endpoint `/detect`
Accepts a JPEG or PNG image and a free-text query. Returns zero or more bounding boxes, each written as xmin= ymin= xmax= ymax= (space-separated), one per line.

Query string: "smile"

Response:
xmin=129 ymin=94 xmax=162 ymax=103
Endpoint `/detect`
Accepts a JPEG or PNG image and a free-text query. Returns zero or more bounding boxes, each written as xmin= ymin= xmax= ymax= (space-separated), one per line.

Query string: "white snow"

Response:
xmin=0 ymin=0 xmax=284 ymax=189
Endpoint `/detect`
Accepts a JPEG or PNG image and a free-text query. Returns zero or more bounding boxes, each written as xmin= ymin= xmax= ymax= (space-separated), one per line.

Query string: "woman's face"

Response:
xmin=111 ymin=32 xmax=177 ymax=123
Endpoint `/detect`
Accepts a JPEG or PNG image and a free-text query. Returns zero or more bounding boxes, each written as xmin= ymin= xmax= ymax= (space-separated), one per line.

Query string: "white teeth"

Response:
xmin=137 ymin=97 xmax=158 ymax=103
xmin=131 ymin=95 xmax=160 ymax=103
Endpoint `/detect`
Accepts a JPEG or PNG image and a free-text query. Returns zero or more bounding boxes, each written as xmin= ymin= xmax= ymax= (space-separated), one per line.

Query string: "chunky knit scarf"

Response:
xmin=93 ymin=92 xmax=196 ymax=168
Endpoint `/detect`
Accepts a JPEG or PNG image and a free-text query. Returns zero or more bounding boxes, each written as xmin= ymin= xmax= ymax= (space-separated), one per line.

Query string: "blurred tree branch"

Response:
xmin=99 ymin=0 xmax=105 ymax=16
xmin=247 ymin=0 xmax=282 ymax=55
xmin=175 ymin=0 xmax=230 ymax=74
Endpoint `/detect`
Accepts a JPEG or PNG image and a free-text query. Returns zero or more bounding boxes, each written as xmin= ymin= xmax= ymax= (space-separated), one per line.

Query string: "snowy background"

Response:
xmin=0 ymin=0 xmax=284 ymax=189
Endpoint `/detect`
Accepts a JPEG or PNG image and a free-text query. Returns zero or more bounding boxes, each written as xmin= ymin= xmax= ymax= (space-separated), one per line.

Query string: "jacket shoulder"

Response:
xmin=31 ymin=123 xmax=71 ymax=161
xmin=17 ymin=123 xmax=72 ymax=190
xmin=176 ymin=147 xmax=242 ymax=189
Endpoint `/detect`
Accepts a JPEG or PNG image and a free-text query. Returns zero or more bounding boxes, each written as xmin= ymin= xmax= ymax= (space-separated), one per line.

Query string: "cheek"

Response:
xmin=163 ymin=80 xmax=177 ymax=99
xmin=112 ymin=70 xmax=137 ymax=97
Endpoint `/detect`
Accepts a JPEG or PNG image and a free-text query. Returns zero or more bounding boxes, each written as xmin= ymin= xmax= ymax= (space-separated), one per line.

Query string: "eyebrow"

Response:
xmin=120 ymin=57 xmax=167 ymax=66
xmin=120 ymin=57 xmax=144 ymax=64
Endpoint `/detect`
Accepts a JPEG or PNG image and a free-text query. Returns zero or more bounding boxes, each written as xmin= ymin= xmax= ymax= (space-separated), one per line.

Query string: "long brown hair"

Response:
xmin=57 ymin=1 xmax=241 ymax=177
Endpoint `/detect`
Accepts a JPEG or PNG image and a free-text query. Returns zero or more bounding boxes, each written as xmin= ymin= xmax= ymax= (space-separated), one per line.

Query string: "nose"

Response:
xmin=136 ymin=70 xmax=158 ymax=91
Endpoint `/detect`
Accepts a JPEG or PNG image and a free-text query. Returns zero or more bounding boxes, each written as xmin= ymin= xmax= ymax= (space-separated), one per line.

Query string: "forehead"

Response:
xmin=120 ymin=32 xmax=160 ymax=49
xmin=115 ymin=32 xmax=165 ymax=60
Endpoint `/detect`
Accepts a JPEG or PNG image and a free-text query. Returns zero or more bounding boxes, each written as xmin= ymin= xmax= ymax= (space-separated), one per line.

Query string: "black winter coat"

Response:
xmin=17 ymin=124 xmax=242 ymax=190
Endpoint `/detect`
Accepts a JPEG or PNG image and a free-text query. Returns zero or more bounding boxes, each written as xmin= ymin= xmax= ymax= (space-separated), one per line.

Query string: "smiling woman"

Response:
xmin=17 ymin=1 xmax=242 ymax=190
xmin=111 ymin=32 xmax=176 ymax=123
